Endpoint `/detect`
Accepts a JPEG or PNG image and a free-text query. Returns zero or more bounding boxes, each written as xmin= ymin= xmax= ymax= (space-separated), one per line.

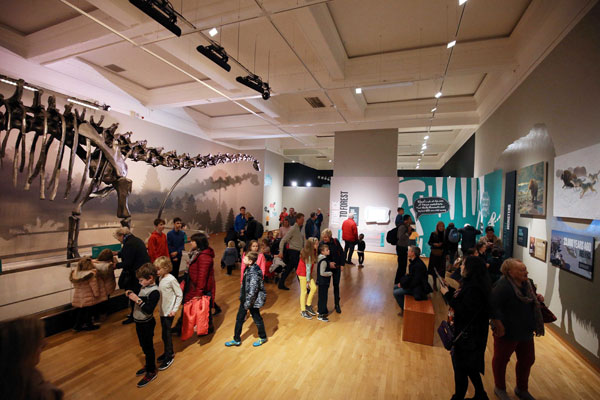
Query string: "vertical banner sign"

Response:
xmin=503 ymin=171 xmax=516 ymax=258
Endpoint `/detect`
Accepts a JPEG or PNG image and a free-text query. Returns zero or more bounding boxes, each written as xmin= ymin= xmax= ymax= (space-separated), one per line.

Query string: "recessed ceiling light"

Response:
xmin=292 ymin=160 xmax=296 ymax=163
xmin=420 ymin=150 xmax=425 ymax=154
xmin=431 ymin=107 xmax=437 ymax=113
xmin=424 ymin=135 xmax=429 ymax=140
xmin=447 ymin=40 xmax=456 ymax=49
xmin=355 ymin=88 xmax=362 ymax=94
xmin=291 ymin=181 xmax=297 ymax=187
xmin=435 ymin=91 xmax=442 ymax=98
xmin=306 ymin=182 xmax=312 ymax=187
xmin=459 ymin=0 xmax=468 ymax=5
xmin=328 ymin=159 xmax=332 ymax=163
xmin=209 ymin=27 xmax=218 ymax=37
xmin=416 ymin=165 xmax=420 ymax=169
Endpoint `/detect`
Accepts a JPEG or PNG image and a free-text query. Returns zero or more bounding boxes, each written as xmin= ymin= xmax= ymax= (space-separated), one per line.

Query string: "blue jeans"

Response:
xmin=393 ymin=286 xmax=413 ymax=309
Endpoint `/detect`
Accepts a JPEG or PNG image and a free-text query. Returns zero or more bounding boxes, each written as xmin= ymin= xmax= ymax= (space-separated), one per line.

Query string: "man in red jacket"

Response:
xmin=341 ymin=214 xmax=359 ymax=265
xmin=148 ymin=218 xmax=170 ymax=262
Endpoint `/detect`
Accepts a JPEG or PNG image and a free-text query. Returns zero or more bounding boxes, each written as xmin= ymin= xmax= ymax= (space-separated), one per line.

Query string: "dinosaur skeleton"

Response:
xmin=0 ymin=78 xmax=260 ymax=259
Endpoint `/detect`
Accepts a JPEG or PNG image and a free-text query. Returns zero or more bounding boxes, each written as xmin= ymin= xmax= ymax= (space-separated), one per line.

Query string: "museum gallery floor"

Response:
xmin=38 ymin=237 xmax=600 ymax=399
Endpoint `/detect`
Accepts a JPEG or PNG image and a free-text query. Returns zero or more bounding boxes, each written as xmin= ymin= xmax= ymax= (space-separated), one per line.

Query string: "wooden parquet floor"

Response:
xmin=38 ymin=237 xmax=600 ymax=399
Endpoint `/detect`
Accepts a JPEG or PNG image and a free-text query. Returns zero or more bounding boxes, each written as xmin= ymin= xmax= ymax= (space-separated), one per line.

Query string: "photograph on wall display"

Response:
xmin=533 ymin=238 xmax=547 ymax=262
xmin=517 ymin=226 xmax=528 ymax=247
xmin=517 ymin=161 xmax=546 ymax=216
xmin=550 ymin=230 xmax=595 ymax=280
xmin=553 ymin=142 xmax=600 ymax=220
xmin=529 ymin=237 xmax=535 ymax=256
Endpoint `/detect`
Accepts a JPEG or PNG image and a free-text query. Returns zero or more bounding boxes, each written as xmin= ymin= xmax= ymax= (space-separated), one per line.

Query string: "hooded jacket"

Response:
xmin=240 ymin=263 xmax=266 ymax=309
xmin=148 ymin=230 xmax=170 ymax=262
xmin=70 ymin=269 xmax=104 ymax=308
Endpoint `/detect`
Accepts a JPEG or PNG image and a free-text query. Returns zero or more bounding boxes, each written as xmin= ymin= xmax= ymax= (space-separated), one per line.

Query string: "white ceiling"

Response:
xmin=0 ymin=0 xmax=595 ymax=170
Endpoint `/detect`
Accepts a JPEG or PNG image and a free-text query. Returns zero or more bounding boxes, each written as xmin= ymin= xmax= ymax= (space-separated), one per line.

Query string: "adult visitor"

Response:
xmin=234 ymin=206 xmax=247 ymax=233
xmin=479 ymin=226 xmax=503 ymax=255
xmin=277 ymin=213 xmax=305 ymax=290
xmin=245 ymin=212 xmax=263 ymax=241
xmin=440 ymin=256 xmax=491 ymax=400
xmin=167 ymin=217 xmax=186 ymax=279
xmin=459 ymin=224 xmax=481 ymax=254
xmin=395 ymin=207 xmax=405 ymax=227
xmin=114 ymin=226 xmax=150 ymax=324
xmin=444 ymin=222 xmax=460 ymax=265
xmin=320 ymin=228 xmax=345 ymax=314
xmin=395 ymin=214 xmax=412 ymax=284
xmin=175 ymin=232 xmax=216 ymax=335
xmin=393 ymin=245 xmax=430 ymax=314
xmin=427 ymin=221 xmax=446 ymax=290
xmin=277 ymin=218 xmax=291 ymax=239
xmin=491 ymin=259 xmax=544 ymax=400
xmin=315 ymin=208 xmax=323 ymax=239
xmin=304 ymin=212 xmax=319 ymax=239
xmin=0 ymin=317 xmax=63 ymax=400
xmin=341 ymin=214 xmax=359 ymax=265
xmin=286 ymin=207 xmax=297 ymax=226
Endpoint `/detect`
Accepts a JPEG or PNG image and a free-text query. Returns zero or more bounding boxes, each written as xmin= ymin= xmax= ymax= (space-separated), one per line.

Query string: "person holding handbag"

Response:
xmin=174 ymin=232 xmax=215 ymax=335
xmin=428 ymin=221 xmax=446 ymax=291
xmin=440 ymin=256 xmax=491 ymax=400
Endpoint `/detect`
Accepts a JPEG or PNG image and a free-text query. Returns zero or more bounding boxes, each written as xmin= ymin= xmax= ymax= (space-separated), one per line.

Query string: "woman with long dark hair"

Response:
xmin=175 ymin=232 xmax=216 ymax=335
xmin=428 ymin=221 xmax=446 ymax=290
xmin=440 ymin=256 xmax=491 ymax=400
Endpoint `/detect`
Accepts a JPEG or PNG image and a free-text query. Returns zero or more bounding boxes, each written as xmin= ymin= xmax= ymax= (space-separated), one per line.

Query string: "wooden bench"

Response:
xmin=402 ymin=295 xmax=435 ymax=346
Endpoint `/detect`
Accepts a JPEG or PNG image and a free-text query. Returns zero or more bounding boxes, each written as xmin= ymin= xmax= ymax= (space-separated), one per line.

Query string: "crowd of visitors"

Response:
xmin=2 ymin=200 xmax=550 ymax=399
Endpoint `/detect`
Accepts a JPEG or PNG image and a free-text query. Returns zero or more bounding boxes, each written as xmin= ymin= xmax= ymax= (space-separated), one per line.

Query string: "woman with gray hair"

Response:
xmin=114 ymin=226 xmax=150 ymax=324
xmin=491 ymin=258 xmax=545 ymax=400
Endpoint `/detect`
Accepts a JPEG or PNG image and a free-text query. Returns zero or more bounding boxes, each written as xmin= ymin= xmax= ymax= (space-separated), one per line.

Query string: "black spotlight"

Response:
xmin=129 ymin=0 xmax=182 ymax=37
xmin=196 ymin=44 xmax=231 ymax=72
xmin=236 ymin=74 xmax=271 ymax=100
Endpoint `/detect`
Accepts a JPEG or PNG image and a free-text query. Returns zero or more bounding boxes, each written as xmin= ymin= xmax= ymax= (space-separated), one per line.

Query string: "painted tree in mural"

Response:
xmin=212 ymin=211 xmax=223 ymax=233
xmin=226 ymin=208 xmax=235 ymax=230
xmin=0 ymin=78 xmax=260 ymax=258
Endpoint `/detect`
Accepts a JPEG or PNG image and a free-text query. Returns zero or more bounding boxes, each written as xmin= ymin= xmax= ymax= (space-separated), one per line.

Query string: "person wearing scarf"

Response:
xmin=491 ymin=259 xmax=544 ymax=400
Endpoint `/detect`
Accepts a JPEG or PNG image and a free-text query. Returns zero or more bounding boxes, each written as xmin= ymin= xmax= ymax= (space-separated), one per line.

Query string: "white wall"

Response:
xmin=474 ymin=4 xmax=600 ymax=369
xmin=262 ymin=151 xmax=284 ymax=229
xmin=282 ymin=186 xmax=330 ymax=230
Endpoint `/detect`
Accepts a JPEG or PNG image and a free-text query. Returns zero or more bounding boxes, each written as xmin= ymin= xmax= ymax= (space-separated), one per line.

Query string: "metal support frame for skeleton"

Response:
xmin=0 ymin=78 xmax=260 ymax=259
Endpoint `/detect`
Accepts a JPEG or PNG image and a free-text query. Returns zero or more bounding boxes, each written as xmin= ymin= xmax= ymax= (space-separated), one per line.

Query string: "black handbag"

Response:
xmin=438 ymin=307 xmax=481 ymax=351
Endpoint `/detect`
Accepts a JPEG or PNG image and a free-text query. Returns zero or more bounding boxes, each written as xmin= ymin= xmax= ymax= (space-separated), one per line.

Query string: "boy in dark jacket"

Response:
xmin=357 ymin=233 xmax=366 ymax=268
xmin=225 ymin=252 xmax=268 ymax=347
xmin=125 ymin=263 xmax=160 ymax=388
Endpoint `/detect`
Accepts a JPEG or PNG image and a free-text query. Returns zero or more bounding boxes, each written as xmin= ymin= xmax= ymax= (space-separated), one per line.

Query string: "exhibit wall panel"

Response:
xmin=262 ymin=151 xmax=284 ymax=229
xmin=474 ymin=4 xmax=600 ymax=369
xmin=282 ymin=187 xmax=330 ymax=231
xmin=329 ymin=176 xmax=398 ymax=255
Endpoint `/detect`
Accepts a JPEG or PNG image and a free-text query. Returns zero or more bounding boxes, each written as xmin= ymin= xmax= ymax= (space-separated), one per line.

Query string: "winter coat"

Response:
xmin=240 ymin=252 xmax=266 ymax=283
xmin=222 ymin=247 xmax=238 ymax=266
xmin=319 ymin=238 xmax=345 ymax=268
xmin=443 ymin=281 xmax=490 ymax=372
xmin=399 ymin=257 xmax=432 ymax=300
xmin=240 ymin=263 xmax=266 ymax=309
xmin=184 ymin=247 xmax=216 ymax=304
xmin=70 ymin=270 xmax=104 ymax=308
xmin=147 ymin=230 xmax=169 ymax=262
xmin=316 ymin=254 xmax=332 ymax=285
xmin=459 ymin=225 xmax=481 ymax=251
xmin=341 ymin=218 xmax=358 ymax=242
xmin=116 ymin=234 xmax=150 ymax=291
xmin=94 ymin=261 xmax=116 ymax=295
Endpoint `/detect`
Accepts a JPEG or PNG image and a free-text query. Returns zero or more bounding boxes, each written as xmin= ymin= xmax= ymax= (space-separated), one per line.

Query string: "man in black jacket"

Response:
xmin=393 ymin=246 xmax=431 ymax=314
xmin=459 ymin=224 xmax=481 ymax=253
xmin=114 ymin=227 xmax=151 ymax=324
xmin=320 ymin=228 xmax=345 ymax=313
xmin=395 ymin=214 xmax=412 ymax=284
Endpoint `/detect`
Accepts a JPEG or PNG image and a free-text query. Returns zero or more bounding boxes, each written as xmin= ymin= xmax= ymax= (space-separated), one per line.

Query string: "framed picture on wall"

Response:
xmin=553 ymin=142 xmax=600 ymax=220
xmin=550 ymin=230 xmax=595 ymax=280
xmin=533 ymin=238 xmax=547 ymax=262
xmin=517 ymin=226 xmax=528 ymax=247
xmin=517 ymin=161 xmax=547 ymax=217
xmin=529 ymin=237 xmax=535 ymax=256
